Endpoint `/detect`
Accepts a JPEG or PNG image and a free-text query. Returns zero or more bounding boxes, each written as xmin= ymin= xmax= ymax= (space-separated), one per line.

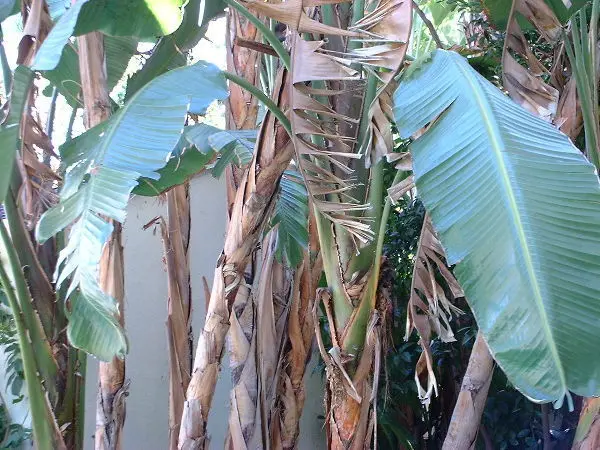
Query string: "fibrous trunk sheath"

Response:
xmin=178 ymin=68 xmax=293 ymax=449
xmin=162 ymin=184 xmax=192 ymax=450
xmin=77 ymin=31 xmax=128 ymax=450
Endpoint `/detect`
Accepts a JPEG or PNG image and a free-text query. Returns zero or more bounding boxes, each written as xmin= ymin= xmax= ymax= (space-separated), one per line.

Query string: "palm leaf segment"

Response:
xmin=394 ymin=49 xmax=600 ymax=405
xmin=36 ymin=61 xmax=227 ymax=361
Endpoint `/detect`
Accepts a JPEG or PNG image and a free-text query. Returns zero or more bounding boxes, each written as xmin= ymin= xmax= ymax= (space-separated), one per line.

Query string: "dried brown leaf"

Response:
xmin=556 ymin=77 xmax=583 ymax=140
xmin=387 ymin=174 xmax=414 ymax=203
xmin=406 ymin=215 xmax=463 ymax=406
xmin=501 ymin=0 xmax=560 ymax=120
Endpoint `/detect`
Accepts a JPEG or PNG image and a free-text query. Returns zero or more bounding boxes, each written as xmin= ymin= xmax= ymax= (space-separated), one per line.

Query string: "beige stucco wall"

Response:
xmin=84 ymin=173 xmax=325 ymax=449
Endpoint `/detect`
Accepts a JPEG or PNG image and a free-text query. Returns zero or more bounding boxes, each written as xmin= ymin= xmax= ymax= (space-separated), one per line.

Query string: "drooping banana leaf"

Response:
xmin=393 ymin=49 xmax=600 ymax=405
xmin=133 ymin=125 xmax=258 ymax=195
xmin=31 ymin=0 xmax=89 ymax=72
xmin=46 ymin=0 xmax=69 ymax=20
xmin=36 ymin=61 xmax=227 ymax=360
xmin=207 ymin=129 xmax=255 ymax=177
xmin=41 ymin=44 xmax=81 ymax=106
xmin=133 ymin=149 xmax=215 ymax=196
xmin=105 ymin=36 xmax=139 ymax=92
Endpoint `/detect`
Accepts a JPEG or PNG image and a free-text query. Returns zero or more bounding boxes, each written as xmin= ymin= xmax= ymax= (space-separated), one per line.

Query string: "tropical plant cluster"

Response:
xmin=1 ymin=0 xmax=600 ymax=448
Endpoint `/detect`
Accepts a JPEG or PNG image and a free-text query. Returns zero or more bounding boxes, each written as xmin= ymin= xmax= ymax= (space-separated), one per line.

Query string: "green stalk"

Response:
xmin=259 ymin=60 xmax=270 ymax=97
xmin=268 ymin=19 xmax=277 ymax=89
xmin=264 ymin=52 xmax=273 ymax=96
xmin=565 ymin=24 xmax=600 ymax=167
xmin=351 ymin=0 xmax=366 ymax=28
xmin=343 ymin=170 xmax=406 ymax=352
xmin=75 ymin=350 xmax=87 ymax=449
xmin=66 ymin=107 xmax=78 ymax=142
xmin=1 ymin=198 xmax=58 ymax=391
xmin=581 ymin=7 xmax=591 ymax=79
xmin=224 ymin=71 xmax=291 ymax=134
xmin=223 ymin=0 xmax=291 ymax=70
xmin=0 ymin=223 xmax=61 ymax=450
xmin=590 ymin=0 xmax=599 ymax=117
xmin=3 ymin=190 xmax=56 ymax=340
xmin=322 ymin=4 xmax=335 ymax=28
xmin=44 ymin=88 xmax=58 ymax=165
xmin=57 ymin=346 xmax=87 ymax=449
xmin=314 ymin=205 xmax=354 ymax=332
xmin=45 ymin=87 xmax=58 ymax=140
xmin=347 ymin=76 xmax=380 ymax=274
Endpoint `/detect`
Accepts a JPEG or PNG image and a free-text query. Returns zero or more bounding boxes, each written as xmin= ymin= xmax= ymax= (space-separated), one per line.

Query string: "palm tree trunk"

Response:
xmin=77 ymin=31 xmax=127 ymax=450
xmin=162 ymin=184 xmax=193 ymax=450
xmin=442 ymin=332 xmax=494 ymax=450
xmin=178 ymin=67 xmax=293 ymax=449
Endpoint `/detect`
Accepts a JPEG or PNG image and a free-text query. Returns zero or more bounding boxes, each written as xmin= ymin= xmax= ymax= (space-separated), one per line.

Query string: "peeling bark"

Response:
xmin=320 ymin=308 xmax=382 ymax=450
xmin=442 ymin=332 xmax=494 ymax=450
xmin=226 ymin=230 xmax=293 ymax=449
xmin=270 ymin=242 xmax=322 ymax=449
xmin=178 ymin=68 xmax=293 ymax=450
xmin=162 ymin=184 xmax=193 ymax=450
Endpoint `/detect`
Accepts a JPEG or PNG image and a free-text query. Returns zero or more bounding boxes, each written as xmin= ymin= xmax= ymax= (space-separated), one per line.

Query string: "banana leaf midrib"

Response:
xmin=443 ymin=53 xmax=568 ymax=394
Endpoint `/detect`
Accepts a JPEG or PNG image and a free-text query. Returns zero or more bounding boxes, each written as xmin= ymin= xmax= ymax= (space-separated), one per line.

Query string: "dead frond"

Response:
xmin=406 ymin=215 xmax=463 ymax=407
xmin=502 ymin=0 xmax=561 ymax=120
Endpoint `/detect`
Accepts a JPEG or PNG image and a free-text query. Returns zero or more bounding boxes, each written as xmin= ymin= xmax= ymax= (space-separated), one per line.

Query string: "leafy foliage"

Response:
xmin=394 ymin=48 xmax=600 ymax=405
xmin=207 ymin=129 xmax=255 ymax=177
xmin=0 ymin=288 xmax=30 ymax=449
xmin=74 ymin=0 xmax=186 ymax=39
xmin=0 ymin=290 xmax=23 ymax=404
xmin=272 ymin=170 xmax=308 ymax=267
xmin=41 ymin=35 xmax=137 ymax=108
xmin=133 ymin=147 xmax=214 ymax=196
xmin=125 ymin=0 xmax=225 ymax=98
xmin=133 ymin=124 xmax=258 ymax=196
xmin=36 ymin=61 xmax=228 ymax=360
xmin=0 ymin=410 xmax=30 ymax=450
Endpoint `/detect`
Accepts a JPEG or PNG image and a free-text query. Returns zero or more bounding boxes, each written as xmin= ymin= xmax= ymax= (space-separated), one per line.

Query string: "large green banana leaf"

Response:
xmin=36 ymin=61 xmax=227 ymax=360
xmin=393 ymin=49 xmax=600 ymax=406
xmin=133 ymin=124 xmax=258 ymax=195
